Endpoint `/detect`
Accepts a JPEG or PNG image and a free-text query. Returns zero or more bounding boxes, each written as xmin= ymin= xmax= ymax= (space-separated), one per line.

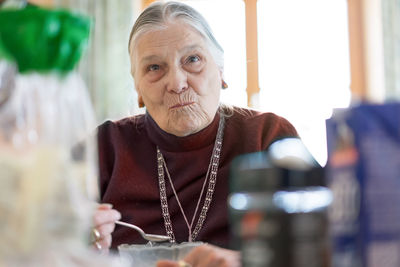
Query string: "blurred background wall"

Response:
xmin=51 ymin=0 xmax=140 ymax=123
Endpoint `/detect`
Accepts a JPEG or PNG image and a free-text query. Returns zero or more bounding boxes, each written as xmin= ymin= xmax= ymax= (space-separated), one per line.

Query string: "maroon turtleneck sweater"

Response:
xmin=97 ymin=107 xmax=298 ymax=249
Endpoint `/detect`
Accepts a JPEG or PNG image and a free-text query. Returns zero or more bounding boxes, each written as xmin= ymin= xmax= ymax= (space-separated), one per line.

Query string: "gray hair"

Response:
xmin=128 ymin=1 xmax=224 ymax=75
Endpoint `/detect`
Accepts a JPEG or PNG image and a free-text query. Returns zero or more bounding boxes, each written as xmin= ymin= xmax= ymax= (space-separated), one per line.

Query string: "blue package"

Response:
xmin=326 ymin=102 xmax=400 ymax=267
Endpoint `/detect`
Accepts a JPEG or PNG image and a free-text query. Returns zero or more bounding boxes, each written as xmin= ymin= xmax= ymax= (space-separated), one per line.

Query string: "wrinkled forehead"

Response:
xmin=130 ymin=19 xmax=209 ymax=54
xmin=144 ymin=25 xmax=206 ymax=49
xmin=130 ymin=20 xmax=211 ymax=72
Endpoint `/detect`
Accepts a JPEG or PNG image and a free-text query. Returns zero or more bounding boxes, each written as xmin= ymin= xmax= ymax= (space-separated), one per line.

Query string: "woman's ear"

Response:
xmin=220 ymin=70 xmax=228 ymax=89
xmin=221 ymin=79 xmax=228 ymax=89
xmin=138 ymin=95 xmax=145 ymax=108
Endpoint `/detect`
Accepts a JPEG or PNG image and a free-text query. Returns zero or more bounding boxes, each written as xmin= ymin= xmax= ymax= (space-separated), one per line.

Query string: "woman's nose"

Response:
xmin=166 ymin=66 xmax=188 ymax=93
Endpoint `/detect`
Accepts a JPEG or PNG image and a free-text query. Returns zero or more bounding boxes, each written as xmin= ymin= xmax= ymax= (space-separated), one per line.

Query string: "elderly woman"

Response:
xmin=93 ymin=1 xmax=297 ymax=266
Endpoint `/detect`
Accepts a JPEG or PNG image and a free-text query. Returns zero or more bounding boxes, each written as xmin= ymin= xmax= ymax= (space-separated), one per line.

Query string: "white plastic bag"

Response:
xmin=0 ymin=61 xmax=114 ymax=265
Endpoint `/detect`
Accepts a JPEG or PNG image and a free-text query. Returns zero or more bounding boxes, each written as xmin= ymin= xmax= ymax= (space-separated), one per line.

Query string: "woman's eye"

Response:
xmin=148 ymin=64 xmax=160 ymax=71
xmin=186 ymin=55 xmax=200 ymax=64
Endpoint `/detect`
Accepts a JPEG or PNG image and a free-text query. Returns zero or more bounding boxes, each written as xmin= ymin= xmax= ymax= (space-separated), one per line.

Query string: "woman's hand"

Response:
xmin=92 ymin=203 xmax=121 ymax=253
xmin=156 ymin=244 xmax=241 ymax=267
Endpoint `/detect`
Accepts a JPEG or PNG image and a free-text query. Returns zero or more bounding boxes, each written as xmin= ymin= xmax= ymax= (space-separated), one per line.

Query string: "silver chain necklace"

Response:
xmin=156 ymin=115 xmax=225 ymax=243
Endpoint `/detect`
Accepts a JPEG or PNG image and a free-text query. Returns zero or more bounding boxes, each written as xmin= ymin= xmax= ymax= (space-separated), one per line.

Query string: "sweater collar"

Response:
xmin=145 ymin=111 xmax=220 ymax=152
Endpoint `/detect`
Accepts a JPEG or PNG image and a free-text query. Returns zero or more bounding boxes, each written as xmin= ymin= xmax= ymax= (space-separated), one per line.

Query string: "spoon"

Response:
xmin=115 ymin=221 xmax=171 ymax=242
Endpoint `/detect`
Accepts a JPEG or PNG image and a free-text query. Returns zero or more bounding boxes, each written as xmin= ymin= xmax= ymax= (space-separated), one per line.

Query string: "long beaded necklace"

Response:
xmin=156 ymin=115 xmax=225 ymax=243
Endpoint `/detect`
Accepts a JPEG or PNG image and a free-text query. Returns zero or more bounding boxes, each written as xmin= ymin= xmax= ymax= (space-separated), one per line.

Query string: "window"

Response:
xmin=257 ymin=0 xmax=351 ymax=165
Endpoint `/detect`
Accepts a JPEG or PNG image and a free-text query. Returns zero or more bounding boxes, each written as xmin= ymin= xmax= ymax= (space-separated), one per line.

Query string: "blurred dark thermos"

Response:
xmin=229 ymin=137 xmax=332 ymax=267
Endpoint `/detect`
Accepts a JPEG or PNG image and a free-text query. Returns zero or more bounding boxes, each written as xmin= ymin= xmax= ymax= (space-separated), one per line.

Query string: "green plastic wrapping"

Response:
xmin=0 ymin=7 xmax=91 ymax=74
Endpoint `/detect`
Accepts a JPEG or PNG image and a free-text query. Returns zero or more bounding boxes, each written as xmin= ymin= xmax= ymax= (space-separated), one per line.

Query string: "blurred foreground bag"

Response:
xmin=0 ymin=6 xmax=122 ymax=266
xmin=326 ymin=102 xmax=400 ymax=267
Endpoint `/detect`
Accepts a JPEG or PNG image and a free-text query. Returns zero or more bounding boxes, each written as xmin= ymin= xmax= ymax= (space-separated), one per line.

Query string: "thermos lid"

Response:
xmin=230 ymin=138 xmax=325 ymax=192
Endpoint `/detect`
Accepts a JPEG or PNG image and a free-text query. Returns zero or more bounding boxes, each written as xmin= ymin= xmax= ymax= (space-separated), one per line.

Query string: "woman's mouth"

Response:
xmin=169 ymin=102 xmax=194 ymax=109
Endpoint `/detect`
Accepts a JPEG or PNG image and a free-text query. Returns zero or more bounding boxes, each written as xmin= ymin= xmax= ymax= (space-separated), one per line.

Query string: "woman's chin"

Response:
xmin=170 ymin=124 xmax=199 ymax=137
xmin=167 ymin=109 xmax=212 ymax=136
xmin=168 ymin=120 xmax=203 ymax=137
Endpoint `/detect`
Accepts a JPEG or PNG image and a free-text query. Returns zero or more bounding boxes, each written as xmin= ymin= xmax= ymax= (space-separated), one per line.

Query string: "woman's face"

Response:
xmin=132 ymin=22 xmax=222 ymax=137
